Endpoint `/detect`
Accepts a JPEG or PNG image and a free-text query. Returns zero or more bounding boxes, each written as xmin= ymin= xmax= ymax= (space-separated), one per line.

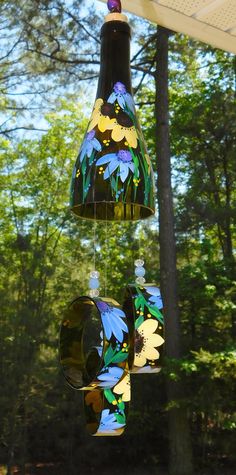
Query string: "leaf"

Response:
xmin=111 ymin=351 xmax=129 ymax=363
xmin=147 ymin=305 xmax=164 ymax=325
xmin=135 ymin=315 xmax=144 ymax=329
xmin=104 ymin=345 xmax=116 ymax=366
xmin=81 ymin=157 xmax=87 ymax=175
xmin=117 ymin=401 xmax=125 ymax=411
xmin=84 ymin=170 xmax=91 ymax=190
xmin=134 ymin=295 xmax=143 ymax=309
xmin=104 ymin=389 xmax=116 ymax=404
xmin=129 ymin=147 xmax=139 ymax=177
xmin=114 ymin=412 xmax=126 ymax=425
xmin=111 ymin=176 xmax=117 ymax=191
xmin=88 ymin=151 xmax=94 ymax=166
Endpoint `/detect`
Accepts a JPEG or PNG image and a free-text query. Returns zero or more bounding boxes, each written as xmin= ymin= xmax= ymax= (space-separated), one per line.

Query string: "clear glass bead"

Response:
xmin=89 ymin=277 xmax=100 ymax=289
xmin=90 ymin=289 xmax=99 ymax=297
xmin=134 ymin=259 xmax=144 ymax=267
xmin=90 ymin=270 xmax=100 ymax=278
xmin=135 ymin=266 xmax=145 ymax=277
xmin=136 ymin=276 xmax=146 ymax=285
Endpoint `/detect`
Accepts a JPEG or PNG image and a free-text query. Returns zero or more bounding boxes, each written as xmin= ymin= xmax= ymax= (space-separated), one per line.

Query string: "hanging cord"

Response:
xmin=104 ymin=205 xmax=108 ymax=297
xmin=138 ymin=223 xmax=142 ymax=257
xmin=134 ymin=222 xmax=146 ymax=285
xmin=89 ymin=204 xmax=101 ymax=297
xmin=93 ymin=203 xmax=96 ymax=271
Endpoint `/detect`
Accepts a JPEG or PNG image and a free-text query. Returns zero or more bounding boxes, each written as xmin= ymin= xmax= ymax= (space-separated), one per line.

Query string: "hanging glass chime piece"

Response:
xmin=70 ymin=1 xmax=155 ymax=221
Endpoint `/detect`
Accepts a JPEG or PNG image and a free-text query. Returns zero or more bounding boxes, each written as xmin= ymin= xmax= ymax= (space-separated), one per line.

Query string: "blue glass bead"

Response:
xmin=90 ymin=270 xmax=100 ymax=278
xmin=135 ymin=259 xmax=144 ymax=267
xmin=135 ymin=266 xmax=145 ymax=277
xmin=89 ymin=278 xmax=100 ymax=289
xmin=89 ymin=289 xmax=99 ymax=297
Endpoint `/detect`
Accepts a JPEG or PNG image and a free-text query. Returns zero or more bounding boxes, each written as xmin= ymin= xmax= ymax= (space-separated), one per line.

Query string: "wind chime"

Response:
xmin=59 ymin=0 xmax=165 ymax=436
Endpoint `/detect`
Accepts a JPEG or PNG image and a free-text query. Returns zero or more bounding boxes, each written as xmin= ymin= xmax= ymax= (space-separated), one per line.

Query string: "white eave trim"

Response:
xmin=99 ymin=0 xmax=236 ymax=55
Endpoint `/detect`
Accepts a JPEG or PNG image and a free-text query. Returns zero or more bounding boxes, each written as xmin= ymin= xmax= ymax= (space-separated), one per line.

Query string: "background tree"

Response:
xmin=0 ymin=2 xmax=236 ymax=474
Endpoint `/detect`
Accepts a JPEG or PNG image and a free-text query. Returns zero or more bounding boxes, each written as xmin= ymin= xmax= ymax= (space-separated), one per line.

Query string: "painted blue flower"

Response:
xmin=97 ymin=366 xmax=123 ymax=387
xmin=96 ymin=150 xmax=134 ymax=183
xmin=96 ymin=301 xmax=128 ymax=342
xmin=108 ymin=81 xmax=135 ymax=113
xmin=79 ymin=129 xmax=101 ymax=162
xmin=98 ymin=409 xmax=125 ymax=433
xmin=146 ymin=287 xmax=163 ymax=309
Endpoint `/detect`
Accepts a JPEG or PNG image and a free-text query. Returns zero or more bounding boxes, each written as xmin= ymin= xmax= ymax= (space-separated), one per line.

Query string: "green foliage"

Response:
xmin=0 ymin=13 xmax=236 ymax=475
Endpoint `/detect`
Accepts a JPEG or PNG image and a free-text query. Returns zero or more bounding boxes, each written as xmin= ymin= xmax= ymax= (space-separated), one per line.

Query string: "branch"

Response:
xmin=131 ymin=64 xmax=155 ymax=76
xmin=133 ymin=59 xmax=155 ymax=93
xmin=63 ymin=8 xmax=101 ymax=45
xmin=0 ymin=37 xmax=23 ymax=61
xmin=135 ymin=101 xmax=155 ymax=106
xmin=26 ymin=47 xmax=100 ymax=65
xmin=0 ymin=126 xmax=48 ymax=136
xmin=131 ymin=32 xmax=158 ymax=64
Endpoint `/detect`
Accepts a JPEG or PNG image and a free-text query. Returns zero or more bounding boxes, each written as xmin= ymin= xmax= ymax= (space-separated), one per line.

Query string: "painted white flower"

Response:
xmin=131 ymin=365 xmax=161 ymax=374
xmin=113 ymin=373 xmax=131 ymax=402
xmin=134 ymin=319 xmax=164 ymax=368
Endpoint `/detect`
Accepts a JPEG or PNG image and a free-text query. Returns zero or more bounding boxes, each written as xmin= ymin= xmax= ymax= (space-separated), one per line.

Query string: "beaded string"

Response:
xmin=104 ymin=205 xmax=108 ymax=297
xmin=135 ymin=224 xmax=146 ymax=285
xmin=89 ymin=203 xmax=100 ymax=297
xmin=93 ymin=203 xmax=96 ymax=270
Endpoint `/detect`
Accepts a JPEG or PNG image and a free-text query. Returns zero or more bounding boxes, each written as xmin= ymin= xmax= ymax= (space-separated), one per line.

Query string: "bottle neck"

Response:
xmin=96 ymin=20 xmax=132 ymax=100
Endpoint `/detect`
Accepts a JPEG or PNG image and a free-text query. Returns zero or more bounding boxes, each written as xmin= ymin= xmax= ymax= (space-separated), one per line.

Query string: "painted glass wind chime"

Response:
xmin=59 ymin=0 xmax=165 ymax=436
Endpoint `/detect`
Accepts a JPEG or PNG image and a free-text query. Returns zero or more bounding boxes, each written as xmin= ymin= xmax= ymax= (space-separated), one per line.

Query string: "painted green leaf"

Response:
xmin=115 ymin=412 xmax=126 ymax=425
xmin=135 ymin=295 xmax=143 ymax=309
xmin=104 ymin=345 xmax=116 ymax=366
xmin=135 ymin=315 xmax=144 ymax=329
xmin=81 ymin=157 xmax=86 ymax=175
xmin=88 ymin=151 xmax=94 ymax=166
xmin=111 ymin=176 xmax=117 ymax=191
xmin=104 ymin=389 xmax=115 ymax=404
xmin=117 ymin=401 xmax=125 ymax=411
xmin=147 ymin=305 xmax=164 ymax=324
xmin=111 ymin=351 xmax=129 ymax=363
xmin=129 ymin=148 xmax=139 ymax=177
xmin=84 ymin=171 xmax=91 ymax=190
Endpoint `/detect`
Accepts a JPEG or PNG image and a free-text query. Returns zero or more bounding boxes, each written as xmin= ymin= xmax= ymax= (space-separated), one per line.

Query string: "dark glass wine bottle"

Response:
xmin=70 ymin=14 xmax=155 ymax=221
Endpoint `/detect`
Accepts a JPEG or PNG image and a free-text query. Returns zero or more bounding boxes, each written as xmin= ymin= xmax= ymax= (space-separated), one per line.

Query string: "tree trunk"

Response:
xmin=155 ymin=26 xmax=193 ymax=475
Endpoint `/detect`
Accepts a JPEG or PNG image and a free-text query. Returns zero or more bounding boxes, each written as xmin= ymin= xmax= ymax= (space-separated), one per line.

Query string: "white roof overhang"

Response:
xmin=99 ymin=0 xmax=236 ymax=54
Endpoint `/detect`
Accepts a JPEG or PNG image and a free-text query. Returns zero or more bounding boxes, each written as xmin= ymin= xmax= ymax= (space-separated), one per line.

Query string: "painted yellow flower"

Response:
xmin=113 ymin=373 xmax=131 ymax=402
xmin=134 ymin=319 xmax=164 ymax=368
xmin=88 ymin=99 xmax=115 ymax=133
xmin=111 ymin=111 xmax=138 ymax=148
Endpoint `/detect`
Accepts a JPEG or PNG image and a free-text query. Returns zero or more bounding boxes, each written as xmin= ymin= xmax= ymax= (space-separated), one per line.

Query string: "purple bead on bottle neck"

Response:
xmin=107 ymin=0 xmax=122 ymax=13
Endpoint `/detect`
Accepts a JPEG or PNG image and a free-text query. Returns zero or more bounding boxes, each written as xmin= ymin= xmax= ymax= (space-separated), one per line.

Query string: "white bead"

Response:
xmin=135 ymin=259 xmax=144 ymax=267
xmin=90 ymin=270 xmax=100 ymax=278
xmin=135 ymin=266 xmax=145 ymax=277
xmin=89 ymin=278 xmax=99 ymax=289
xmin=90 ymin=289 xmax=99 ymax=297
xmin=136 ymin=276 xmax=146 ymax=285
